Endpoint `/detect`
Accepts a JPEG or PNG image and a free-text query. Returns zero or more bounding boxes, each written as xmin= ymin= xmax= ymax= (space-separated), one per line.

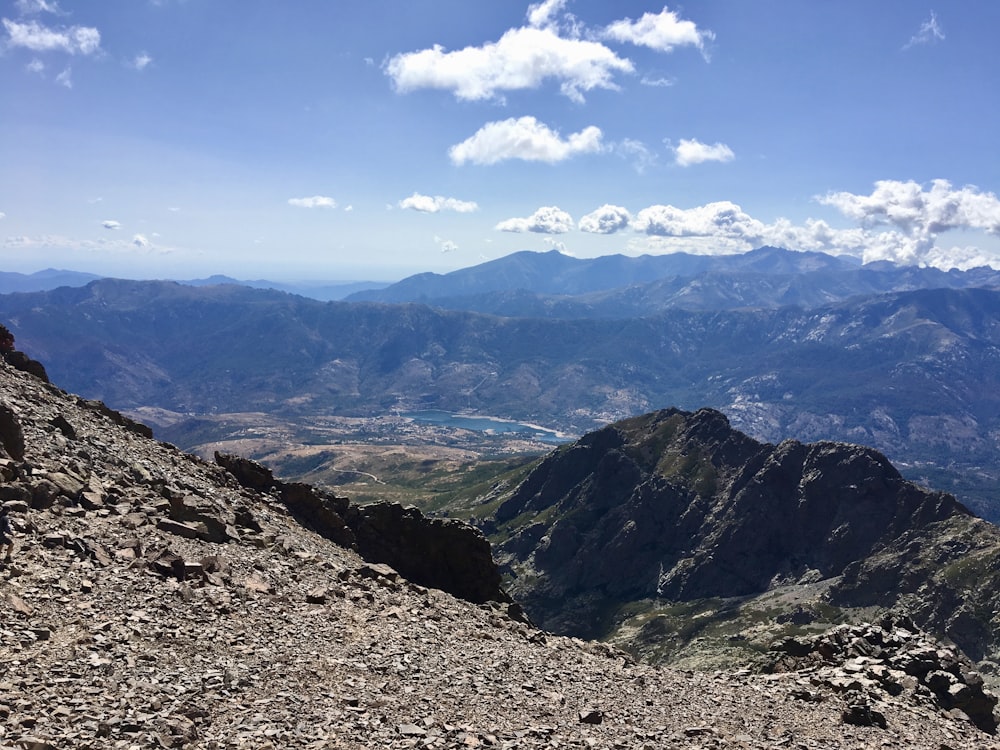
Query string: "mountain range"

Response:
xmin=0 ymin=268 xmax=387 ymax=301
xmin=347 ymin=246 xmax=1000 ymax=316
xmin=2 ymin=258 xmax=1000 ymax=518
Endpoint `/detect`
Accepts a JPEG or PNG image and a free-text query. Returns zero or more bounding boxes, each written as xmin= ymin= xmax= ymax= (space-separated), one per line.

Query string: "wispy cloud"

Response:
xmin=288 ymin=195 xmax=337 ymax=209
xmin=2 ymin=18 xmax=100 ymax=55
xmin=399 ymin=193 xmax=479 ymax=213
xmin=55 ymin=65 xmax=71 ymax=88
xmin=434 ymin=235 xmax=459 ymax=253
xmin=904 ymin=11 xmax=945 ymax=50
xmin=129 ymin=52 xmax=152 ymax=71
xmin=14 ymin=0 xmax=63 ymax=15
xmin=496 ymin=206 xmax=574 ymax=234
xmin=449 ymin=116 xmax=603 ymax=166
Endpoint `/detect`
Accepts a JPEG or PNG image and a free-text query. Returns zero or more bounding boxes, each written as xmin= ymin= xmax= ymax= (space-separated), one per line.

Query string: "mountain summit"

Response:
xmin=493 ymin=408 xmax=1000 ymax=672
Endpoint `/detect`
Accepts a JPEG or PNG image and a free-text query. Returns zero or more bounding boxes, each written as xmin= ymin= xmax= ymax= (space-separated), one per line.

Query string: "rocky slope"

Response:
xmin=2 ymin=339 xmax=1000 ymax=746
xmin=491 ymin=408 xmax=1000 ymax=672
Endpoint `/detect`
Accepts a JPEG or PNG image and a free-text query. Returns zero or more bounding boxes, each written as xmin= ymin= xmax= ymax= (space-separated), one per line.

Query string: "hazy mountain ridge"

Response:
xmin=0 ymin=268 xmax=387 ymax=301
xmin=3 ymin=279 xmax=1000 ymax=518
xmin=347 ymin=247 xmax=1000 ymax=316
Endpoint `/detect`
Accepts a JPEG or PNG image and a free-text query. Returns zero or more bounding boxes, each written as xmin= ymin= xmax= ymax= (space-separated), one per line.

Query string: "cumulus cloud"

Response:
xmin=132 ymin=234 xmax=149 ymax=248
xmin=602 ymin=7 xmax=714 ymax=55
xmin=55 ymin=65 xmax=71 ymax=88
xmin=634 ymin=201 xmax=765 ymax=243
xmin=384 ymin=2 xmax=717 ymax=103
xmin=579 ymin=204 xmax=631 ymax=234
xmin=399 ymin=193 xmax=479 ymax=213
xmin=385 ymin=2 xmax=632 ymax=104
xmin=904 ymin=11 xmax=945 ymax=50
xmin=288 ymin=195 xmax=337 ymax=208
xmin=817 ymin=179 xmax=1000 ymax=264
xmin=449 ymin=116 xmax=604 ymax=166
xmin=26 ymin=58 xmax=44 ymax=73
xmin=386 ymin=28 xmax=632 ymax=104
xmin=496 ymin=206 xmax=574 ymax=234
xmin=2 ymin=18 xmax=100 ymax=55
xmin=622 ymin=180 xmax=1000 ymax=270
xmin=673 ymin=138 xmax=735 ymax=166
xmin=102 ymin=220 xmax=121 ymax=230
xmin=0 ymin=212 xmax=5 ymax=220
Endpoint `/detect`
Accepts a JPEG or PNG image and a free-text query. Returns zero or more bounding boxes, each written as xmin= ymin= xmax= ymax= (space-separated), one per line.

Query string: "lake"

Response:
xmin=405 ymin=411 xmax=571 ymax=444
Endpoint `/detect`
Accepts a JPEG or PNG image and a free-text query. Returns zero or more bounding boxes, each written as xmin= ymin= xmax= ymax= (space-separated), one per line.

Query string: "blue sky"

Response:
xmin=2 ymin=0 xmax=999 ymax=281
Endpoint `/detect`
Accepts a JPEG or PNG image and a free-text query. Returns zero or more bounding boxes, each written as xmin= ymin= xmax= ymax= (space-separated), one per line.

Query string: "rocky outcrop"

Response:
xmin=215 ymin=451 xmax=508 ymax=604
xmin=768 ymin=617 xmax=998 ymax=733
xmin=0 ymin=322 xmax=48 ymax=382
xmin=495 ymin=408 xmax=977 ymax=642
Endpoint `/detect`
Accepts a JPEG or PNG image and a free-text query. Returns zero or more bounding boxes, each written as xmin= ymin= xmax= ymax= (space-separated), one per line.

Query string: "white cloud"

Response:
xmin=102 ymin=220 xmax=121 ymax=230
xmin=526 ymin=0 xmax=568 ymax=30
xmin=344 ymin=205 xmax=354 ymax=212
xmin=0 ymin=212 xmax=5 ymax=220
xmin=288 ymin=195 xmax=337 ymax=208
xmin=130 ymin=52 xmax=152 ymax=71
xmin=623 ymin=181 xmax=1000 ymax=270
xmin=132 ymin=234 xmax=149 ymax=248
xmin=449 ymin=116 xmax=604 ymax=166
xmin=399 ymin=193 xmax=479 ymax=213
xmin=26 ymin=58 xmax=44 ymax=74
xmin=579 ymin=204 xmax=631 ymax=234
xmin=496 ymin=206 xmax=574 ymax=234
xmin=2 ymin=19 xmax=100 ymax=55
xmin=385 ymin=26 xmax=632 ymax=104
xmin=634 ymin=201 xmax=765 ymax=243
xmin=817 ymin=179 xmax=1000 ymax=265
xmin=434 ymin=235 xmax=459 ymax=253
xmin=55 ymin=65 xmax=71 ymax=88
xmin=904 ymin=11 xmax=945 ymax=50
xmin=673 ymin=138 xmax=735 ymax=167
xmin=602 ymin=7 xmax=714 ymax=55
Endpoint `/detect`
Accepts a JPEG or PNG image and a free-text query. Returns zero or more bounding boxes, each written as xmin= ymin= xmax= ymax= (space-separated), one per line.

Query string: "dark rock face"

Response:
xmin=496 ymin=408 xmax=971 ymax=639
xmin=345 ymin=502 xmax=508 ymax=606
xmin=0 ymin=323 xmax=48 ymax=382
xmin=216 ymin=451 xmax=507 ymax=605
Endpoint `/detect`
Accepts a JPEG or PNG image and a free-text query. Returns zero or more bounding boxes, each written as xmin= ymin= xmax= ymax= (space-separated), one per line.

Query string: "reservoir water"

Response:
xmin=405 ymin=410 xmax=571 ymax=444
